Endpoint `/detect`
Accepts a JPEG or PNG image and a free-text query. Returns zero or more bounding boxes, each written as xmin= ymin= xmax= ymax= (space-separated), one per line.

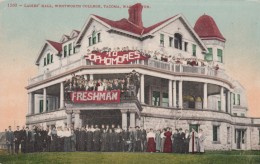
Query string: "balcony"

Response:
xmin=28 ymin=58 xmax=233 ymax=86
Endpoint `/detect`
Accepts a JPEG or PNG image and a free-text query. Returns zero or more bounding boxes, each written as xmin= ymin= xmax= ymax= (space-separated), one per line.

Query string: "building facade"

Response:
xmin=26 ymin=3 xmax=260 ymax=150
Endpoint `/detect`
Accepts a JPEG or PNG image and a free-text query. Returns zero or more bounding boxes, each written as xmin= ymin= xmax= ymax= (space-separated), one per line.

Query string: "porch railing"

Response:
xmin=28 ymin=58 xmax=233 ymax=85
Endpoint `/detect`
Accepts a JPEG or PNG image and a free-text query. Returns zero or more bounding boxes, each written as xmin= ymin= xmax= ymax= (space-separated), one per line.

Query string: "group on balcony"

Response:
xmin=64 ymin=70 xmax=141 ymax=101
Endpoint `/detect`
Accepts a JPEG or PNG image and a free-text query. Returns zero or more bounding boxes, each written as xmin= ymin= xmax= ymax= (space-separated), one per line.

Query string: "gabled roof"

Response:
xmin=74 ymin=3 xmax=208 ymax=52
xmin=35 ymin=40 xmax=62 ymax=65
xmin=46 ymin=40 xmax=62 ymax=52
xmin=194 ymin=14 xmax=226 ymax=42
xmin=93 ymin=14 xmax=178 ymax=36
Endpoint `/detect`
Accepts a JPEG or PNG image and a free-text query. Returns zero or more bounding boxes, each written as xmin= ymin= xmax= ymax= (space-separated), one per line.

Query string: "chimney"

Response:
xmin=128 ymin=3 xmax=143 ymax=28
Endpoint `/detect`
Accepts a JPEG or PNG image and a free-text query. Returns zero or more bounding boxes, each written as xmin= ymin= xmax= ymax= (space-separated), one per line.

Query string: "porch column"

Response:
xmin=227 ymin=91 xmax=231 ymax=113
xmin=178 ymin=80 xmax=183 ymax=108
xmin=173 ymin=80 xmax=177 ymax=108
xmin=140 ymin=74 xmax=145 ymax=104
xmin=74 ymin=110 xmax=81 ymax=129
xmin=66 ymin=110 xmax=73 ymax=128
xmin=220 ymin=87 xmax=225 ymax=112
xmin=60 ymin=82 xmax=64 ymax=109
xmin=121 ymin=110 xmax=128 ymax=129
xmin=203 ymin=83 xmax=208 ymax=109
xmin=43 ymin=88 xmax=47 ymax=112
xmin=168 ymin=80 xmax=173 ymax=107
xmin=130 ymin=112 xmax=136 ymax=128
xmin=28 ymin=92 xmax=34 ymax=115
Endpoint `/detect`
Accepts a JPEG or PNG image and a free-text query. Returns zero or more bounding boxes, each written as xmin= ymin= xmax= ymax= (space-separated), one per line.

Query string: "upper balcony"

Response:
xmin=28 ymin=57 xmax=234 ymax=87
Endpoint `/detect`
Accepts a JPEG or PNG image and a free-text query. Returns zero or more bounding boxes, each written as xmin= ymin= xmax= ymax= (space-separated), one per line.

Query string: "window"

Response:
xmin=160 ymin=34 xmax=164 ymax=46
xmin=213 ymin=125 xmax=219 ymax=142
xmin=241 ymin=130 xmax=245 ymax=144
xmin=88 ymin=37 xmax=92 ymax=46
xmin=47 ymin=53 xmax=50 ymax=64
xmin=184 ymin=42 xmax=188 ymax=52
xmin=217 ymin=49 xmax=223 ymax=63
xmin=92 ymin=31 xmax=96 ymax=45
xmin=39 ymin=100 xmax=43 ymax=113
xmin=205 ymin=48 xmax=213 ymax=61
xmin=233 ymin=93 xmax=236 ymax=105
xmin=97 ymin=33 xmax=101 ymax=42
xmin=241 ymin=113 xmax=245 ymax=117
xmin=233 ymin=113 xmax=237 ymax=116
xmin=162 ymin=93 xmax=169 ymax=107
xmin=227 ymin=127 xmax=230 ymax=144
xmin=152 ymin=91 xmax=160 ymax=106
xmin=169 ymin=37 xmax=173 ymax=47
xmin=237 ymin=94 xmax=240 ymax=105
xmin=218 ymin=101 xmax=221 ymax=111
xmin=44 ymin=58 xmax=46 ymax=66
xmin=64 ymin=45 xmax=67 ymax=57
xmin=192 ymin=44 xmax=196 ymax=56
xmin=174 ymin=33 xmax=182 ymax=50
xmin=39 ymin=100 xmax=48 ymax=113
xmin=50 ymin=54 xmax=53 ymax=63
xmin=68 ymin=43 xmax=72 ymax=55
xmin=46 ymin=100 xmax=49 ymax=112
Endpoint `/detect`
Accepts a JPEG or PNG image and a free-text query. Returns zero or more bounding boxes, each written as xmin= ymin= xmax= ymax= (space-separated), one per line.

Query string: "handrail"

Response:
xmin=28 ymin=58 xmax=233 ymax=85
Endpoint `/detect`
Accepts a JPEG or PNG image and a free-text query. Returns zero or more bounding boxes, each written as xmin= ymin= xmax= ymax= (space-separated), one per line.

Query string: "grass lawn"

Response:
xmin=0 ymin=150 xmax=260 ymax=164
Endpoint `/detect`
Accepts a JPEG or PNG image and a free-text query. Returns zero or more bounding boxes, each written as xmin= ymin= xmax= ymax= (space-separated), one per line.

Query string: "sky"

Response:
xmin=0 ymin=0 xmax=260 ymax=131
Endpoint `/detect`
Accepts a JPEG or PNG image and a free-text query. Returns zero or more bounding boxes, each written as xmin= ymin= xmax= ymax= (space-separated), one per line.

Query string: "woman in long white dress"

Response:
xmin=197 ymin=129 xmax=206 ymax=153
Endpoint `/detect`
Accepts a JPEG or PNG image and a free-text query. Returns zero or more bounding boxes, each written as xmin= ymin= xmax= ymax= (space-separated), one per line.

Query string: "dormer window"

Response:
xmin=43 ymin=53 xmax=53 ymax=66
xmin=174 ymin=33 xmax=182 ymax=50
xmin=68 ymin=43 xmax=72 ymax=55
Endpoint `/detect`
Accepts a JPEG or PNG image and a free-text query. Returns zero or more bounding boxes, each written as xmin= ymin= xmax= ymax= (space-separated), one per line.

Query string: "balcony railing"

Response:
xmin=28 ymin=58 xmax=233 ymax=85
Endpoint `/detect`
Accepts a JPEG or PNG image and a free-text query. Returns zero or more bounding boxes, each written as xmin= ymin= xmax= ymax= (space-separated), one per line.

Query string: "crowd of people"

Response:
xmin=5 ymin=124 xmax=206 ymax=155
xmin=89 ymin=46 xmax=220 ymax=69
xmin=64 ymin=70 xmax=140 ymax=99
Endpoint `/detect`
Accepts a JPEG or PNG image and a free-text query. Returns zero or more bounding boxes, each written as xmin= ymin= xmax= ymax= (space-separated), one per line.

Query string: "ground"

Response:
xmin=0 ymin=150 xmax=260 ymax=164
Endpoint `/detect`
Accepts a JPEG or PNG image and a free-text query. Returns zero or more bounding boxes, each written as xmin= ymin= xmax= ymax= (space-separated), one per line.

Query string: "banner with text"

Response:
xmin=70 ymin=90 xmax=121 ymax=103
xmin=85 ymin=50 xmax=149 ymax=65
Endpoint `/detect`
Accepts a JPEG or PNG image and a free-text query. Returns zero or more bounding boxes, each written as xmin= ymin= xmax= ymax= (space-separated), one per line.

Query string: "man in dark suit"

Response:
xmin=20 ymin=126 xmax=26 ymax=153
xmin=14 ymin=126 xmax=21 ymax=154
xmin=6 ymin=126 xmax=14 ymax=155
xmin=24 ymin=127 xmax=31 ymax=153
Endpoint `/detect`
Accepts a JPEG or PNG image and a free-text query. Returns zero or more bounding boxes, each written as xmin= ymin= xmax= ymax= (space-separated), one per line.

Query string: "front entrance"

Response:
xmin=82 ymin=110 xmax=122 ymax=127
xmin=235 ymin=129 xmax=246 ymax=149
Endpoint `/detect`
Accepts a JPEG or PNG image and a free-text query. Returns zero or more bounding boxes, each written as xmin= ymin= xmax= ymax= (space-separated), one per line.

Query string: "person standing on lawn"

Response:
xmin=6 ymin=126 xmax=14 ymax=155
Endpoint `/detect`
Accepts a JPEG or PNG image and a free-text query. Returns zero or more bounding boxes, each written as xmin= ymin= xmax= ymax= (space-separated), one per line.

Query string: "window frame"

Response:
xmin=237 ymin=94 xmax=240 ymax=105
xmin=192 ymin=44 xmax=196 ymax=56
xmin=68 ymin=43 xmax=72 ymax=55
xmin=63 ymin=45 xmax=67 ymax=57
xmin=217 ymin=49 xmax=223 ymax=63
xmin=205 ymin=48 xmax=213 ymax=61
xmin=160 ymin=34 xmax=164 ymax=47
